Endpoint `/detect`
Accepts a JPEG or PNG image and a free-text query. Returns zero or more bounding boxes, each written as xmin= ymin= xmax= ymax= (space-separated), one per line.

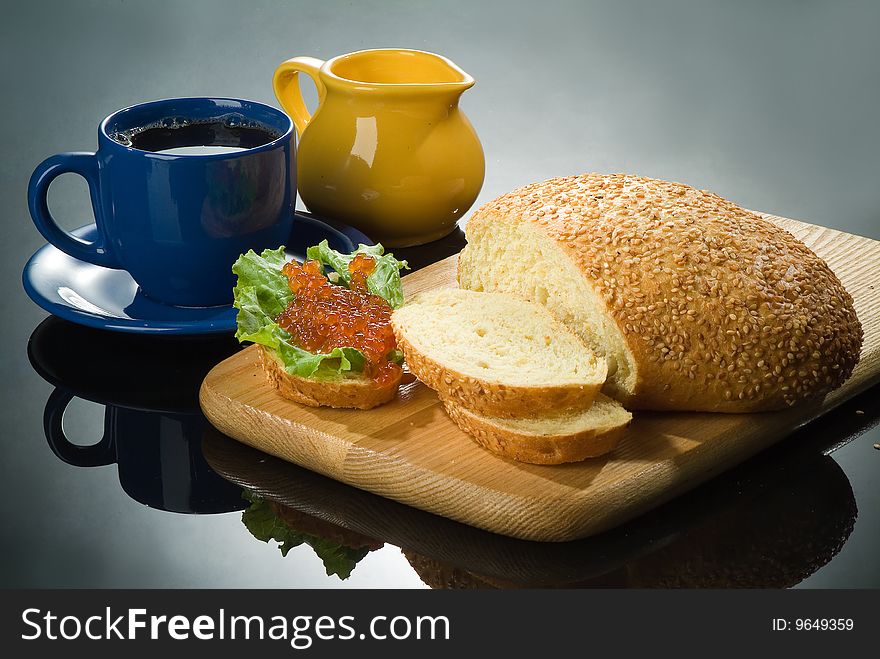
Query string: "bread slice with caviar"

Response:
xmin=458 ymin=173 xmax=863 ymax=412
xmin=443 ymin=394 xmax=631 ymax=465
xmin=232 ymin=241 xmax=408 ymax=410
xmin=391 ymin=288 xmax=608 ymax=418
xmin=258 ymin=345 xmax=402 ymax=410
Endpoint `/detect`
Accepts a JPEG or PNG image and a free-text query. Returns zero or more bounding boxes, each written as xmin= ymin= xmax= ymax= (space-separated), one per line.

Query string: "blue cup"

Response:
xmin=28 ymin=97 xmax=294 ymax=306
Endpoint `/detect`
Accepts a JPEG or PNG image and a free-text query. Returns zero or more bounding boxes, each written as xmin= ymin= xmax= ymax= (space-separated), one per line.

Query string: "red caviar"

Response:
xmin=276 ymin=254 xmax=401 ymax=386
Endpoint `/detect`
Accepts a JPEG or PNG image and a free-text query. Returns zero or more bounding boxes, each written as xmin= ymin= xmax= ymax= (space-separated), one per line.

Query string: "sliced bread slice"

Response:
xmin=443 ymin=393 xmax=632 ymax=464
xmin=259 ymin=345 xmax=401 ymax=410
xmin=391 ymin=288 xmax=607 ymax=418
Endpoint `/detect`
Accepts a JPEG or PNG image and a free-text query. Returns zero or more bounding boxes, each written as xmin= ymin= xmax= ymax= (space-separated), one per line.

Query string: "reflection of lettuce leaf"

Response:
xmin=232 ymin=247 xmax=366 ymax=378
xmin=306 ymin=240 xmax=409 ymax=309
xmin=241 ymin=491 xmax=371 ymax=580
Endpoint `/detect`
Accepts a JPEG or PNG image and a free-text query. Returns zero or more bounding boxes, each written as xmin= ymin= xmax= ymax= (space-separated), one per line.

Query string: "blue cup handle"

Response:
xmin=43 ymin=388 xmax=116 ymax=468
xmin=28 ymin=152 xmax=120 ymax=269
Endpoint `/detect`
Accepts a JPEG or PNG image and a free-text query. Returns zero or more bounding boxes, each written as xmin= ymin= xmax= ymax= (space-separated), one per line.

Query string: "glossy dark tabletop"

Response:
xmin=2 ymin=0 xmax=879 ymax=588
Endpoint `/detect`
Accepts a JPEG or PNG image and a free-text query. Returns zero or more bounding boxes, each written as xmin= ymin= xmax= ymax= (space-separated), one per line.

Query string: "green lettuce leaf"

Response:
xmin=305 ymin=240 xmax=409 ymax=309
xmin=241 ymin=491 xmax=372 ymax=580
xmin=231 ymin=247 xmax=367 ymax=378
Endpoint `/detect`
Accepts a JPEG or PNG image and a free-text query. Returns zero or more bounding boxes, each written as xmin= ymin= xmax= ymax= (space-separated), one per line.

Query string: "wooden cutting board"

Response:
xmin=200 ymin=213 xmax=880 ymax=542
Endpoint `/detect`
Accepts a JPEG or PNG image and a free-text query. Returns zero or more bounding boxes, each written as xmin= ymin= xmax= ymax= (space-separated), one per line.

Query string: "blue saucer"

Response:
xmin=22 ymin=212 xmax=373 ymax=335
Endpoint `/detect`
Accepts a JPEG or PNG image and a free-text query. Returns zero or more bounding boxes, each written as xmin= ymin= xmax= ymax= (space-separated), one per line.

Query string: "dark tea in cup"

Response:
xmin=110 ymin=114 xmax=283 ymax=156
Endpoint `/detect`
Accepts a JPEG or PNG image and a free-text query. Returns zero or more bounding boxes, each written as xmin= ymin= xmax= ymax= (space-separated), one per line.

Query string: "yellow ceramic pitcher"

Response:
xmin=273 ymin=49 xmax=485 ymax=246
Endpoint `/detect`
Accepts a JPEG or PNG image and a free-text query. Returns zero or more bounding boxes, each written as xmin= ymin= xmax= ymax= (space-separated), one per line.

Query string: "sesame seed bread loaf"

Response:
xmin=258 ymin=345 xmax=401 ymax=410
xmin=391 ymin=288 xmax=607 ymax=417
xmin=442 ymin=394 xmax=632 ymax=465
xmin=458 ymin=173 xmax=863 ymax=412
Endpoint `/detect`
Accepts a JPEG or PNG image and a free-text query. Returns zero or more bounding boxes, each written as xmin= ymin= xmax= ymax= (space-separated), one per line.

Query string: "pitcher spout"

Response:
xmin=323 ymin=48 xmax=474 ymax=95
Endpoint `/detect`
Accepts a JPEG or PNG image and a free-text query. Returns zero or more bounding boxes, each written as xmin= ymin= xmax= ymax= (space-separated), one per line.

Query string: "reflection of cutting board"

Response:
xmin=200 ymin=214 xmax=880 ymax=542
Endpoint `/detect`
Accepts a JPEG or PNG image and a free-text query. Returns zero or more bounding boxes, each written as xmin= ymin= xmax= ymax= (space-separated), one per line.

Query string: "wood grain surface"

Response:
xmin=199 ymin=214 xmax=880 ymax=541
xmin=202 ymin=421 xmax=859 ymax=587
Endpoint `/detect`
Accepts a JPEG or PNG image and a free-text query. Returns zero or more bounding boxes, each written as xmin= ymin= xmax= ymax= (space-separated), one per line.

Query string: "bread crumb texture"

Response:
xmin=391 ymin=288 xmax=606 ymax=417
xmin=460 ymin=173 xmax=863 ymax=411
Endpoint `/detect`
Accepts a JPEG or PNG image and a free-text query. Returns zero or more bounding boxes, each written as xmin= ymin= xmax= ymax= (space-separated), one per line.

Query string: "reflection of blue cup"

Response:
xmin=44 ymin=389 xmax=245 ymax=514
xmin=28 ymin=97 xmax=294 ymax=306
xmin=29 ymin=317 xmax=247 ymax=515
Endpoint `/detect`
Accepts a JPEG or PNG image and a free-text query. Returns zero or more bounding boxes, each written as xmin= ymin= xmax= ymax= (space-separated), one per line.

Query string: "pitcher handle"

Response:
xmin=273 ymin=56 xmax=326 ymax=136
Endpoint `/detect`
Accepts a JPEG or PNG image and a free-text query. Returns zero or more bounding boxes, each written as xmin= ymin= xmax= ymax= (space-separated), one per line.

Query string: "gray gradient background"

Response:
xmin=1 ymin=0 xmax=878 ymax=587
